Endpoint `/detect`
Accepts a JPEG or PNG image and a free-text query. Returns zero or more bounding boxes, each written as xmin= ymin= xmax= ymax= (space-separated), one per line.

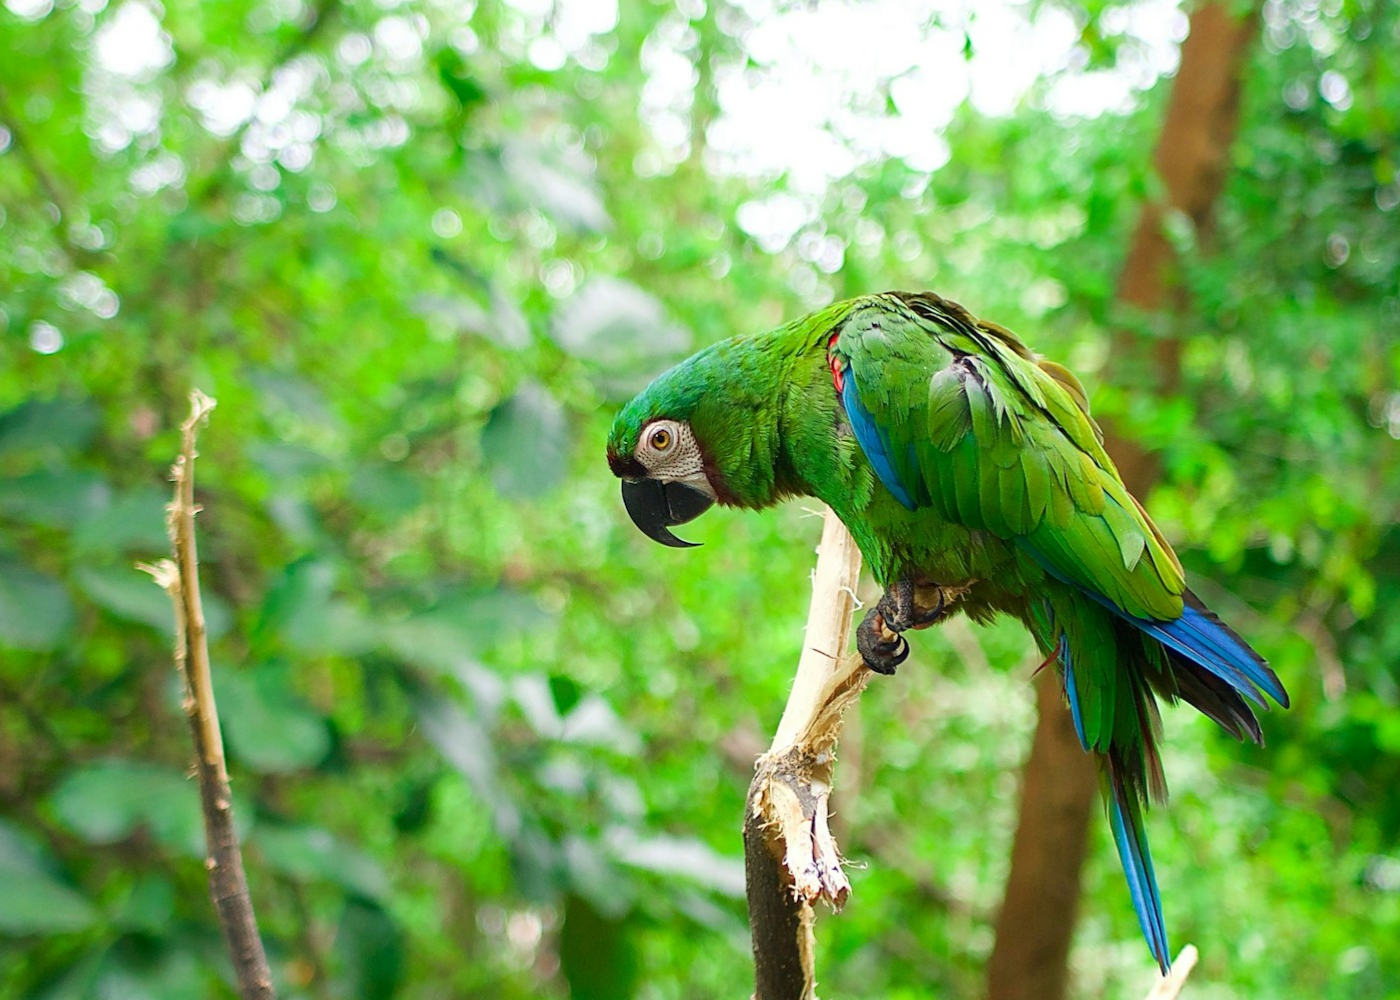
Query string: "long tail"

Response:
xmin=1107 ymin=589 xmax=1288 ymax=973
xmin=1046 ymin=588 xmax=1287 ymax=973
xmin=1052 ymin=610 xmax=1174 ymax=972
xmin=1106 ymin=751 xmax=1170 ymax=973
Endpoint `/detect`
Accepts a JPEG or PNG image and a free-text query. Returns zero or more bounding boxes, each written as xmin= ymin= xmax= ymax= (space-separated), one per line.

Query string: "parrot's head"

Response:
xmin=607 ymin=303 xmax=852 ymax=546
xmin=605 ymin=339 xmax=746 ymax=548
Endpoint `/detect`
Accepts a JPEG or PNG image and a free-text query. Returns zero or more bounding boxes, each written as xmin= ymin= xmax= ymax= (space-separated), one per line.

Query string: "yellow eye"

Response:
xmin=650 ymin=428 xmax=672 ymax=451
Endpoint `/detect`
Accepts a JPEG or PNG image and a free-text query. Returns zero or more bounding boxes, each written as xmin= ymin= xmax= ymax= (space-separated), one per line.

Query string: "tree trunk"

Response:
xmin=985 ymin=7 xmax=1257 ymax=999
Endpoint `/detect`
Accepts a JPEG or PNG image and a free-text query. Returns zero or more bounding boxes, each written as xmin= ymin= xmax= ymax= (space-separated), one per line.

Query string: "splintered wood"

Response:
xmin=744 ymin=507 xmax=867 ymax=1000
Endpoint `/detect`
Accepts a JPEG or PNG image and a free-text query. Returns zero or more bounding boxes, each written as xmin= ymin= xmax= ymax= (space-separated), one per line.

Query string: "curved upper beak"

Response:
xmin=620 ymin=478 xmax=714 ymax=548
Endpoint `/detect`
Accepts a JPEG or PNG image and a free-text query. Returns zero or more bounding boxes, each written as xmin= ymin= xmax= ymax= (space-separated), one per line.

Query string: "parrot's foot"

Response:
xmin=856 ymin=580 xmax=950 ymax=675
xmin=879 ymin=578 xmax=947 ymax=632
xmin=856 ymin=609 xmax=908 ymax=675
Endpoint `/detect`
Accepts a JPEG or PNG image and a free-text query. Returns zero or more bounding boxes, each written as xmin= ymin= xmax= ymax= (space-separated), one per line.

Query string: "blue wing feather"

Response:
xmin=1023 ymin=545 xmax=1287 ymax=710
xmin=1145 ymin=604 xmax=1289 ymax=707
xmin=839 ymin=364 xmax=917 ymax=510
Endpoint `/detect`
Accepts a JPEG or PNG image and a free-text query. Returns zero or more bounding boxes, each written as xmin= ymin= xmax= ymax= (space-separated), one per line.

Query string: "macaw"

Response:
xmin=606 ymin=290 xmax=1288 ymax=971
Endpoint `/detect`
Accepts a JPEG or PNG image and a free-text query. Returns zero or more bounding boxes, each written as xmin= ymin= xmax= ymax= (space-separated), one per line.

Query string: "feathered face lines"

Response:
xmin=630 ymin=419 xmax=714 ymax=497
xmin=609 ymin=417 xmax=718 ymax=548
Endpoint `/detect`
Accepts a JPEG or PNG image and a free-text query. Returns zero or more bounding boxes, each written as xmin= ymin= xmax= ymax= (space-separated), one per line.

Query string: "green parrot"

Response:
xmin=606 ymin=290 xmax=1288 ymax=971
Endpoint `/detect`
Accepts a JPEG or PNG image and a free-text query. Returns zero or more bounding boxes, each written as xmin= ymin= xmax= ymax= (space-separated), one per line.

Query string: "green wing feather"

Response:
xmin=832 ymin=292 xmax=1185 ymax=622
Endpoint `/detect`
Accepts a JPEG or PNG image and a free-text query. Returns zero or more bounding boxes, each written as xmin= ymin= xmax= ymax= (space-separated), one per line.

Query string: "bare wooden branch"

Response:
xmin=140 ymin=390 xmax=276 ymax=1000
xmin=744 ymin=507 xmax=868 ymax=1000
xmin=1142 ymin=945 xmax=1199 ymax=1000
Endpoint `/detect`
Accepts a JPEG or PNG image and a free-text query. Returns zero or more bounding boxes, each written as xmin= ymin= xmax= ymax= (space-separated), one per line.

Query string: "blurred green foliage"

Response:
xmin=1 ymin=0 xmax=1398 ymax=997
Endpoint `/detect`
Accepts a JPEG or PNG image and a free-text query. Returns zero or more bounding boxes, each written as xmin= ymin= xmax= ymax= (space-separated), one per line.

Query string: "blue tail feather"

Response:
xmin=1107 ymin=764 xmax=1171 ymax=974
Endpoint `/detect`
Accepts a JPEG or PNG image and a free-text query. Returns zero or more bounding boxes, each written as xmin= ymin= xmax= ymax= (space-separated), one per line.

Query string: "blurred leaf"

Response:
xmin=510 ymin=146 xmax=610 ymax=233
xmin=468 ymin=140 xmax=610 ymax=233
xmin=563 ymin=835 xmax=634 ymax=918
xmin=509 ymin=823 xmax=561 ymax=903
xmin=381 ymin=588 xmax=537 ymax=671
xmin=247 ymin=369 xmax=343 ymax=436
xmin=219 ymin=664 xmax=331 ymax=773
xmin=606 ymin=830 xmax=745 ymax=898
xmin=26 ymin=952 xmax=103 ymax=1000
xmin=75 ymin=565 xmax=233 ymax=639
xmin=548 ymin=673 xmax=583 ymax=716
xmin=0 ymin=397 xmax=99 ymax=458
xmin=256 ymin=824 xmax=389 ymax=900
xmin=512 ymin=673 xmax=562 ymax=738
xmin=513 ymin=675 xmax=638 ymax=752
xmin=0 ymin=821 xmax=100 ymax=935
xmin=350 ymin=462 xmax=424 ymax=518
xmin=255 ymin=558 xmax=373 ymax=654
xmin=0 ymin=820 xmax=53 ymax=874
xmin=332 ymin=897 xmax=406 ymax=1000
xmin=75 ymin=565 xmax=173 ymax=633
xmin=560 ymin=694 xmax=642 ymax=755
xmin=558 ymin=893 xmax=638 ymax=1000
xmin=415 ymin=694 xmax=521 ymax=840
xmin=415 ymin=278 xmax=531 ymax=349
xmin=392 ymin=777 xmax=435 ymax=835
xmin=93 ymin=943 xmax=204 ymax=1000
xmin=257 ymin=557 xmax=332 ymax=645
xmin=248 ymin=441 xmax=334 ymax=481
xmin=551 ymin=278 xmax=693 ymax=398
xmin=68 ymin=487 xmax=170 ymax=556
xmin=436 ymin=45 xmax=488 ymax=115
xmin=670 ymin=886 xmax=749 ymax=950
xmin=49 ymin=761 xmax=206 ymax=856
xmin=0 ymin=555 xmax=73 ymax=650
xmin=0 ymin=468 xmax=109 ymax=527
xmin=110 ymin=876 xmax=175 ymax=934
xmin=479 ymin=382 xmax=569 ymax=499
xmin=266 ymin=494 xmax=321 ymax=546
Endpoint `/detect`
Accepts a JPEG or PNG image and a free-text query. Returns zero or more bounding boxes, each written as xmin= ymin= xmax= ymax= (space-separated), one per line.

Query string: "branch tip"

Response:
xmin=184 ymin=388 xmax=218 ymax=431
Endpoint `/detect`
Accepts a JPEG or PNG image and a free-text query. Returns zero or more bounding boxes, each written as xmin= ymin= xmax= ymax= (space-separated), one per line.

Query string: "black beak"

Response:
xmin=621 ymin=478 xmax=714 ymax=548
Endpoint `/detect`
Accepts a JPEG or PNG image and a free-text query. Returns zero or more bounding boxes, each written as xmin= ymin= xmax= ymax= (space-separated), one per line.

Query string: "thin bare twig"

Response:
xmin=141 ymin=390 xmax=276 ymax=1000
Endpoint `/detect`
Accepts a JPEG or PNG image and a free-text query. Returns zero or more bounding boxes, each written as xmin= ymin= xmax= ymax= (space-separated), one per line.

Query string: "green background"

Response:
xmin=1 ymin=0 xmax=1398 ymax=996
